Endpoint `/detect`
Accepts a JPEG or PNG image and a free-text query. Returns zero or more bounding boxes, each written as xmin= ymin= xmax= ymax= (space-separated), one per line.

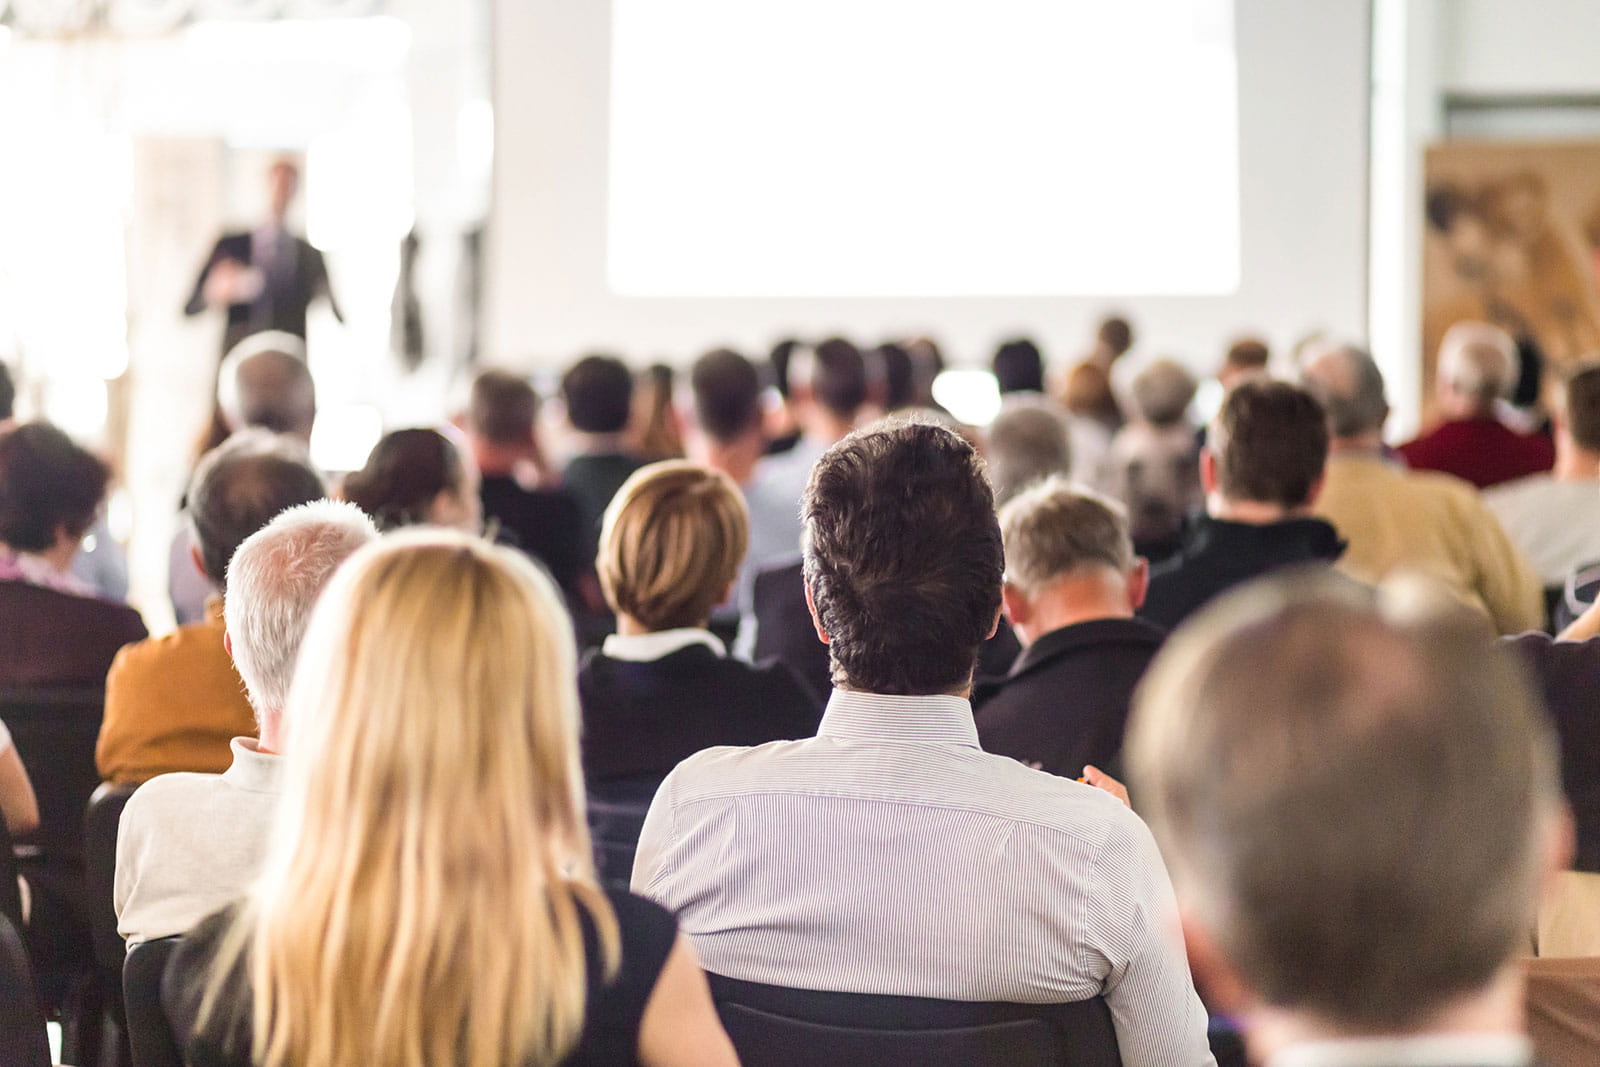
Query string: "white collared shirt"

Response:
xmin=600 ymin=627 xmax=726 ymax=663
xmin=633 ymin=688 xmax=1215 ymax=1066
xmin=1272 ymin=1033 xmax=1532 ymax=1067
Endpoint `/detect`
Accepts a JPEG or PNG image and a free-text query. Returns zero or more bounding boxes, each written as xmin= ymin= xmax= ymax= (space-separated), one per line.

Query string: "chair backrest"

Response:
xmin=0 ymin=686 xmax=106 ymax=866
xmin=0 ymin=808 xmax=22 ymax=929
xmin=707 ymin=973 xmax=1120 ymax=1067
xmin=0 ymin=912 xmax=52 ymax=1067
xmin=86 ymin=781 xmax=140 ymax=974
xmin=124 ymin=936 xmax=184 ymax=1067
xmin=586 ymin=775 xmax=661 ymax=891
xmin=1525 ymin=956 xmax=1600 ymax=1067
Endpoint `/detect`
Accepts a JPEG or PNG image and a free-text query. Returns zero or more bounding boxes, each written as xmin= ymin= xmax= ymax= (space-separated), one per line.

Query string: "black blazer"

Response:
xmin=747 ymin=559 xmax=1022 ymax=706
xmin=0 ymin=580 xmax=147 ymax=689
xmin=184 ymin=231 xmax=341 ymax=354
xmin=972 ymin=617 xmax=1165 ymax=780
xmin=578 ymin=642 xmax=821 ymax=782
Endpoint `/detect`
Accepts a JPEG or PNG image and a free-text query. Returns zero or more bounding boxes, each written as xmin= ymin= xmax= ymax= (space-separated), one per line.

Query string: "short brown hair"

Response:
xmin=1224 ymin=337 xmax=1269 ymax=372
xmin=598 ymin=461 xmax=748 ymax=631
xmin=1562 ymin=362 xmax=1600 ymax=454
xmin=1128 ymin=574 xmax=1559 ymax=1031
xmin=468 ymin=370 xmax=537 ymax=445
xmin=1000 ymin=479 xmax=1133 ymax=596
xmin=803 ymin=420 xmax=1003 ymax=694
xmin=1208 ymin=380 xmax=1327 ymax=507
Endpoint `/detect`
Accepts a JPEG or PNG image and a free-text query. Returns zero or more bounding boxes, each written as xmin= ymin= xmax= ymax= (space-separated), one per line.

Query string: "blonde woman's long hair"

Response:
xmin=203 ymin=529 xmax=617 ymax=1067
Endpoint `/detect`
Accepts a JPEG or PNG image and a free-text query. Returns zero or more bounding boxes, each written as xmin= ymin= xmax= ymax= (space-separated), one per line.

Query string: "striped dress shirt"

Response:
xmin=633 ymin=689 xmax=1215 ymax=1066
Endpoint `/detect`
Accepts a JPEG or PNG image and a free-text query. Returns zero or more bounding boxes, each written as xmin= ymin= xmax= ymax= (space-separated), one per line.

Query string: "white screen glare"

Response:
xmin=608 ymin=0 xmax=1239 ymax=298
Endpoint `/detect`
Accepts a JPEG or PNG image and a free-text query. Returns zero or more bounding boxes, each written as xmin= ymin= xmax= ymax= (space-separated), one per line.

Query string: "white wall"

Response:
xmin=1439 ymin=0 xmax=1600 ymax=95
xmin=485 ymin=0 xmax=1371 ymax=373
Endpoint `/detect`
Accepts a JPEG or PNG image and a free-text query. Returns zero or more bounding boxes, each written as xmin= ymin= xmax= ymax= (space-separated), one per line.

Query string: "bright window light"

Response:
xmin=608 ymin=0 xmax=1238 ymax=298
xmin=932 ymin=369 xmax=1002 ymax=427
xmin=310 ymin=404 xmax=383 ymax=473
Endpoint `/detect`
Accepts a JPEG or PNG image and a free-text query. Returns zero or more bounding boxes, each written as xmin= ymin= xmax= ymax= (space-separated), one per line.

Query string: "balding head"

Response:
xmin=218 ymin=333 xmax=316 ymax=440
xmin=1437 ymin=322 xmax=1517 ymax=413
xmin=188 ymin=431 xmax=326 ymax=590
xmin=224 ymin=500 xmax=377 ymax=733
xmin=1129 ymin=574 xmax=1563 ymax=1037
xmin=1301 ymin=345 xmax=1390 ymax=440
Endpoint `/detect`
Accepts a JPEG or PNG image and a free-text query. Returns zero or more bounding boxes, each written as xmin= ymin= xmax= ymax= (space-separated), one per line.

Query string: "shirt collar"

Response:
xmin=222 ymin=737 xmax=286 ymax=794
xmin=1270 ymin=1033 xmax=1532 ymax=1067
xmin=601 ymin=627 xmax=726 ymax=662
xmin=817 ymin=689 xmax=980 ymax=747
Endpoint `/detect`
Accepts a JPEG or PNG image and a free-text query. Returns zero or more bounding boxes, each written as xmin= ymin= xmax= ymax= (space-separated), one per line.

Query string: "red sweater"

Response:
xmin=1398 ymin=417 xmax=1554 ymax=489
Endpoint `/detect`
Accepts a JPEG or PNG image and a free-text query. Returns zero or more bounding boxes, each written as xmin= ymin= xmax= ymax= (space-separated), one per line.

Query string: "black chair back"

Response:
xmin=0 ymin=686 xmax=106 ymax=866
xmin=124 ymin=936 xmax=183 ymax=1067
xmin=707 ymin=973 xmax=1120 ymax=1067
xmin=0 ymin=808 xmax=22 ymax=929
xmin=86 ymin=782 xmax=139 ymax=974
xmin=0 ymin=912 xmax=51 ymax=1067
xmin=586 ymin=775 xmax=661 ymax=891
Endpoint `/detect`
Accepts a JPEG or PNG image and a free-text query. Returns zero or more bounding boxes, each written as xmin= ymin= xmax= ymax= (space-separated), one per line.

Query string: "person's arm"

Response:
xmin=630 ymin=773 xmax=676 ymax=895
xmin=634 ymin=934 xmax=739 ymax=1067
xmin=184 ymin=239 xmax=231 ymax=316
xmin=1464 ymin=498 xmax=1545 ymax=635
xmin=0 ymin=729 xmax=39 ymax=837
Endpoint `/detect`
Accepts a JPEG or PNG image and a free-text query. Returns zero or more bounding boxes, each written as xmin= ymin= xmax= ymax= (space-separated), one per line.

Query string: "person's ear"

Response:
xmin=1127 ymin=557 xmax=1150 ymax=610
xmin=1199 ymin=447 xmax=1218 ymax=495
xmin=803 ymin=581 xmax=830 ymax=646
xmin=223 ymin=630 xmax=235 ymax=663
xmin=1000 ymin=582 xmax=1030 ymax=627
xmin=190 ymin=543 xmax=209 ymax=581
xmin=1305 ymin=472 xmax=1326 ymax=508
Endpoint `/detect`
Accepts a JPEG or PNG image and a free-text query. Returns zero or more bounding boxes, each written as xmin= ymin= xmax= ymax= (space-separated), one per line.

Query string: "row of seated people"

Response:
xmin=85 ymin=420 xmax=1595 ymax=1066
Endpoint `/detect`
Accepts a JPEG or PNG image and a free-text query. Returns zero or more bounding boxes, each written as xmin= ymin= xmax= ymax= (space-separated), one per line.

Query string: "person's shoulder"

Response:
xmin=111 ymin=617 xmax=214 ymax=670
xmin=659 ymin=738 xmax=816 ymax=795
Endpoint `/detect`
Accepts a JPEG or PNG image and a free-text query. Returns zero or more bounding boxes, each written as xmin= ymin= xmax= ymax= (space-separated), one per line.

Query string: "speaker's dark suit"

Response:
xmin=184 ymin=230 xmax=341 ymax=356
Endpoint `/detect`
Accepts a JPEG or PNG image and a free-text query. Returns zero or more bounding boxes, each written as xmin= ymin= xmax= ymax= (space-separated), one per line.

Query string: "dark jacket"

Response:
xmin=0 ymin=580 xmax=147 ymax=689
xmin=184 ymin=231 xmax=340 ymax=356
xmin=972 ymin=616 xmax=1165 ymax=780
xmin=578 ymin=642 xmax=821 ymax=783
xmin=1139 ymin=515 xmax=1345 ymax=631
xmin=563 ymin=453 xmax=646 ymax=561
xmin=1507 ymin=631 xmax=1600 ymax=873
xmin=480 ymin=475 xmax=590 ymax=605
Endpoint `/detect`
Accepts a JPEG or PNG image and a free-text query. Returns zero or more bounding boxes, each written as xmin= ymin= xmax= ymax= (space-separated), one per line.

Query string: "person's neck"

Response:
xmin=1551 ymin=437 xmax=1600 ymax=481
xmin=1439 ymin=393 xmax=1496 ymax=423
xmin=692 ymin=432 xmax=765 ymax=487
xmin=1208 ymin=495 xmax=1311 ymax=524
xmin=470 ymin=438 xmax=537 ymax=480
xmin=1015 ymin=575 xmax=1133 ymax=647
xmin=615 ymin=614 xmax=709 ymax=637
xmin=1328 ymin=431 xmax=1385 ymax=458
xmin=2 ymin=538 xmax=77 ymax=575
xmin=255 ymin=713 xmax=284 ymax=756
xmin=1246 ymin=967 xmax=1525 ymax=1064
xmin=800 ymin=408 xmax=857 ymax=448
xmin=570 ymin=430 xmax=631 ymax=456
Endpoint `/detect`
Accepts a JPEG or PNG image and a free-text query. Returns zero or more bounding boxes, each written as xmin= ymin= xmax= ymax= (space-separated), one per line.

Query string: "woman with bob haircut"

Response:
xmin=161 ymin=530 xmax=737 ymax=1067
xmin=580 ymin=460 xmax=819 ymax=788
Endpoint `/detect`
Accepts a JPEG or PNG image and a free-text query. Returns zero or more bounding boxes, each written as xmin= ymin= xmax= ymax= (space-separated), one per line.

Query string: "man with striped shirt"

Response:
xmin=634 ymin=419 xmax=1214 ymax=1064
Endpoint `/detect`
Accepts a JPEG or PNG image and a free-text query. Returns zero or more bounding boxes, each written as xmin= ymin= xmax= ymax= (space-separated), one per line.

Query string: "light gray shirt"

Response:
xmin=633 ymin=689 xmax=1215 ymax=1066
xmin=114 ymin=737 xmax=283 ymax=945
xmin=1483 ymin=475 xmax=1600 ymax=586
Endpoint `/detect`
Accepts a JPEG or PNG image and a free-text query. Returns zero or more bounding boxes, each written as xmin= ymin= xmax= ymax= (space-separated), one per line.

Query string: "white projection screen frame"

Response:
xmin=607 ymin=0 xmax=1240 ymax=298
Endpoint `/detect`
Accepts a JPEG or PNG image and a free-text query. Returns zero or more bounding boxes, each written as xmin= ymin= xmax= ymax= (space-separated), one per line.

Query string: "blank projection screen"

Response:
xmin=607 ymin=0 xmax=1239 ymax=298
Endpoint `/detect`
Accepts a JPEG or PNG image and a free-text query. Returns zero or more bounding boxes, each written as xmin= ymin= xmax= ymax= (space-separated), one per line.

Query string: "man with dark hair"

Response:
xmin=99 ymin=432 xmax=325 ymax=784
xmin=1139 ymin=380 xmax=1342 ymax=630
xmin=1304 ymin=345 xmax=1542 ymax=634
xmin=993 ymin=337 xmax=1045 ymax=395
xmin=1488 ymin=362 xmax=1600 ymax=589
xmin=462 ymin=369 xmax=589 ymax=612
xmin=636 ymin=421 xmax=1214 ymax=1063
xmin=684 ymin=349 xmax=765 ymax=485
xmin=560 ymin=354 xmax=644 ymax=557
xmin=1129 ymin=574 xmax=1566 ymax=1065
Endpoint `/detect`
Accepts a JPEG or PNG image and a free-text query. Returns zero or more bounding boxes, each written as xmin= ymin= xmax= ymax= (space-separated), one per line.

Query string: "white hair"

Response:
xmin=224 ymin=499 xmax=378 ymax=723
xmin=1437 ymin=321 xmax=1517 ymax=403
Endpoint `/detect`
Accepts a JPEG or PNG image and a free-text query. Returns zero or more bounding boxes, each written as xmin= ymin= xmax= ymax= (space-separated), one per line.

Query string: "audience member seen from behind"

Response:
xmin=1217 ymin=337 xmax=1270 ymax=393
xmin=1139 ymin=381 xmax=1340 ymax=632
xmin=115 ymin=501 xmax=376 ymax=947
xmin=581 ymin=461 xmax=819 ymax=787
xmin=631 ymin=362 xmax=685 ymax=462
xmin=983 ymin=401 xmax=1073 ymax=509
xmin=560 ymin=354 xmax=645 ymax=554
xmin=1400 ymin=321 xmax=1555 ymax=488
xmin=341 ymin=427 xmax=481 ymax=533
xmin=162 ymin=530 xmax=737 ymax=1067
xmin=634 ymin=421 xmax=1214 ymax=1064
xmin=1128 ymin=574 xmax=1568 ymax=1066
xmin=974 ymin=481 xmax=1160 ymax=783
xmin=993 ymin=337 xmax=1045 ymax=395
xmin=1103 ymin=359 xmax=1203 ymax=561
xmin=0 ymin=422 xmax=147 ymax=689
xmin=172 ymin=336 xmax=318 ymax=625
xmin=1060 ymin=314 xmax=1133 ymax=432
xmin=1302 ymin=345 xmax=1543 ymax=635
xmin=1486 ymin=362 xmax=1600 ymax=588
xmin=463 ymin=370 xmax=594 ymax=614
xmin=99 ymin=433 xmax=324 ymax=784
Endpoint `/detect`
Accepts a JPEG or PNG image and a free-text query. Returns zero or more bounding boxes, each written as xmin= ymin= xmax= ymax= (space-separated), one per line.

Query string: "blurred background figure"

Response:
xmin=183 ymin=160 xmax=342 ymax=360
xmin=630 ymin=363 xmax=685 ymax=462
xmin=1217 ymin=336 xmax=1271 ymax=393
xmin=983 ymin=400 xmax=1073 ymax=510
xmin=1103 ymin=359 xmax=1203 ymax=562
xmin=341 ymin=427 xmax=480 ymax=533
xmin=559 ymin=354 xmax=645 ymax=559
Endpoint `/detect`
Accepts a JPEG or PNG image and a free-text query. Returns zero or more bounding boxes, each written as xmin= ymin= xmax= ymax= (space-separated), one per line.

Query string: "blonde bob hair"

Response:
xmin=204 ymin=529 xmax=616 ymax=1067
xmin=598 ymin=461 xmax=748 ymax=631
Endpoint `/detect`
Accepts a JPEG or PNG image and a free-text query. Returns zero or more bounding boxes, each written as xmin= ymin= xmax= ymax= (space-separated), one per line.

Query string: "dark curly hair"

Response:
xmin=0 ymin=422 xmax=109 ymax=553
